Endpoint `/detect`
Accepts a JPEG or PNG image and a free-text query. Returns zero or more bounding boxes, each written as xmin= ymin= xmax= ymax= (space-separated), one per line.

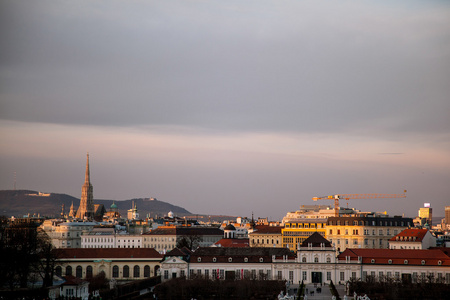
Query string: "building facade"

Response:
xmin=389 ymin=228 xmax=436 ymax=250
xmin=55 ymin=248 xmax=163 ymax=282
xmin=326 ymin=216 xmax=413 ymax=252
xmin=41 ymin=220 xmax=97 ymax=248
xmin=282 ymin=218 xmax=327 ymax=251
xmin=249 ymin=225 xmax=283 ymax=248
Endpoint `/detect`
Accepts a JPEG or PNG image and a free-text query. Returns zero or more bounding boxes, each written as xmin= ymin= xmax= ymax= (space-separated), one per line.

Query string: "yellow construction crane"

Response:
xmin=312 ymin=191 xmax=407 ymax=217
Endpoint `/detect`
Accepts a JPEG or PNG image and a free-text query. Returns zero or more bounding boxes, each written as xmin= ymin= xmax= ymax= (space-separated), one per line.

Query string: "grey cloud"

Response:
xmin=1 ymin=0 xmax=450 ymax=138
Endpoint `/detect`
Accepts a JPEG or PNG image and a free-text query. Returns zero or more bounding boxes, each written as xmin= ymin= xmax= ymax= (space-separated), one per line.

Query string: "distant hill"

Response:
xmin=0 ymin=190 xmax=191 ymax=218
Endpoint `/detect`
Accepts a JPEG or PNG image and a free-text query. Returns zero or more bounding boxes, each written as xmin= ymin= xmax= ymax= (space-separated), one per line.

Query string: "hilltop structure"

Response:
xmin=75 ymin=153 xmax=95 ymax=220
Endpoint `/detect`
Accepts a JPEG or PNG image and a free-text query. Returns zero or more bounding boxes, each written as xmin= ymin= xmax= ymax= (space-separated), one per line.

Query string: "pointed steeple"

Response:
xmin=85 ymin=152 xmax=90 ymax=184
xmin=76 ymin=152 xmax=94 ymax=220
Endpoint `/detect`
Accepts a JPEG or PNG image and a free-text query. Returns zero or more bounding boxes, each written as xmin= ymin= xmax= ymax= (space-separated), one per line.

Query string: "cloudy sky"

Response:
xmin=1 ymin=0 xmax=449 ymax=219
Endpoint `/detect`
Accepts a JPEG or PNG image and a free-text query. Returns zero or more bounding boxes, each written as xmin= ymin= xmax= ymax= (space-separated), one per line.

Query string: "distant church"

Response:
xmin=75 ymin=153 xmax=95 ymax=220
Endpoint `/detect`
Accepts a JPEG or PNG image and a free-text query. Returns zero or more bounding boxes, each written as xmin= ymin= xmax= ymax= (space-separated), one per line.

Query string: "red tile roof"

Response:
xmin=214 ymin=238 xmax=250 ymax=247
xmin=389 ymin=228 xmax=429 ymax=242
xmin=55 ymin=248 xmax=163 ymax=259
xmin=338 ymin=248 xmax=450 ymax=266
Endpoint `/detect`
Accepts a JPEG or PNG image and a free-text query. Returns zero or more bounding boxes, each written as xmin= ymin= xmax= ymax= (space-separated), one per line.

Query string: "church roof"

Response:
xmin=224 ymin=224 xmax=236 ymax=231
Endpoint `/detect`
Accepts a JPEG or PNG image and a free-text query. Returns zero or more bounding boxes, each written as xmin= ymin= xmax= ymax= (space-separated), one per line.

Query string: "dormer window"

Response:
xmin=404 ymin=260 xmax=408 ymax=264
xmin=198 ymin=257 xmax=201 ymax=262
xmin=421 ymin=260 xmax=426 ymax=265
xmin=388 ymin=259 xmax=392 ymax=264
xmin=259 ymin=257 xmax=264 ymax=262
xmin=213 ymin=257 xmax=217 ymax=262
xmin=244 ymin=257 xmax=248 ymax=262
xmin=228 ymin=257 xmax=232 ymax=263
xmin=371 ymin=259 xmax=375 ymax=264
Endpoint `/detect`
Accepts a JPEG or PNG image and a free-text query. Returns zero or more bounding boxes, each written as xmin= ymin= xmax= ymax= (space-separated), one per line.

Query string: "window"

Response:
xmin=86 ymin=265 xmax=93 ymax=278
xmin=144 ymin=265 xmax=150 ymax=277
xmin=134 ymin=265 xmax=140 ymax=278
xmin=112 ymin=266 xmax=119 ymax=278
xmin=326 ymin=256 xmax=331 ymax=263
xmin=302 ymin=271 xmax=307 ymax=280
xmin=329 ymin=229 xmax=333 ymax=235
xmin=337 ymin=229 xmax=340 ymax=235
xmin=55 ymin=266 xmax=62 ymax=277
xmin=164 ymin=270 xmax=169 ymax=279
xmin=352 ymin=272 xmax=357 ymax=279
xmin=327 ymin=272 xmax=331 ymax=281
xmin=340 ymin=272 xmax=344 ymax=281
xmin=314 ymin=257 xmax=319 ymax=263
xmin=220 ymin=269 xmax=225 ymax=280
xmin=302 ymin=257 xmax=306 ymax=263
xmin=278 ymin=271 xmax=283 ymax=280
xmin=76 ymin=266 xmax=82 ymax=278
xmin=197 ymin=269 xmax=202 ymax=277
xmin=123 ymin=266 xmax=130 ymax=278
xmin=289 ymin=271 xmax=294 ymax=282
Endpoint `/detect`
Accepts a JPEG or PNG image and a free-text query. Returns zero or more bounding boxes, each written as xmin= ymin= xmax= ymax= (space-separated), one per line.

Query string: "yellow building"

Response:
xmin=282 ymin=219 xmax=327 ymax=251
xmin=249 ymin=225 xmax=283 ymax=248
xmin=326 ymin=216 xmax=413 ymax=252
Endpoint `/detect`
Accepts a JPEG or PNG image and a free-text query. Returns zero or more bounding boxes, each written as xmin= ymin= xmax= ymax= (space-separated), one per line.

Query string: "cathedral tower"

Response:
xmin=76 ymin=153 xmax=95 ymax=220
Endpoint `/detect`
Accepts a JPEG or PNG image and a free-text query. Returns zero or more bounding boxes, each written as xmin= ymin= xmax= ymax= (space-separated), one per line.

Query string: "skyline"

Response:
xmin=1 ymin=1 xmax=450 ymax=219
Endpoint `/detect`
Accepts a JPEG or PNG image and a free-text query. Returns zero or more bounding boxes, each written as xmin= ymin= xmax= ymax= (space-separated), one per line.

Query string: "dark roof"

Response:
xmin=61 ymin=275 xmax=87 ymax=286
xmin=165 ymin=247 xmax=192 ymax=257
xmin=224 ymin=224 xmax=236 ymax=231
xmin=250 ymin=225 xmax=283 ymax=234
xmin=190 ymin=247 xmax=294 ymax=263
xmin=55 ymin=248 xmax=163 ymax=259
xmin=143 ymin=226 xmax=223 ymax=236
xmin=300 ymin=232 xmax=332 ymax=247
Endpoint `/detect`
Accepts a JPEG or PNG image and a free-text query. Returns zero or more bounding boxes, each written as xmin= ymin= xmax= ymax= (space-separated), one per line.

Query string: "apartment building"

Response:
xmin=326 ymin=216 xmax=413 ymax=252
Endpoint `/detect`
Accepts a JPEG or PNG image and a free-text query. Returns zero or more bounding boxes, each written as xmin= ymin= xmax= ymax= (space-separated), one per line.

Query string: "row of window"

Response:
xmin=285 ymin=223 xmax=325 ymax=229
xmin=252 ymin=239 xmax=279 ymax=245
xmin=330 ymin=229 xmax=398 ymax=236
xmin=328 ymin=220 xmax=409 ymax=227
xmin=57 ymin=265 xmax=153 ymax=278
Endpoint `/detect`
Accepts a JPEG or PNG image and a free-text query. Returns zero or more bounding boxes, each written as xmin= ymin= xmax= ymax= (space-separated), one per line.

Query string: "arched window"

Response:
xmin=123 ymin=265 xmax=130 ymax=278
xmin=86 ymin=265 xmax=93 ymax=278
xmin=66 ymin=266 xmax=72 ymax=276
xmin=55 ymin=266 xmax=62 ymax=277
xmin=112 ymin=266 xmax=119 ymax=278
xmin=76 ymin=266 xmax=82 ymax=278
xmin=302 ymin=257 xmax=306 ymax=263
xmin=314 ymin=257 xmax=319 ymax=263
xmin=144 ymin=265 xmax=150 ymax=277
xmin=326 ymin=257 xmax=331 ymax=263
xmin=134 ymin=265 xmax=140 ymax=278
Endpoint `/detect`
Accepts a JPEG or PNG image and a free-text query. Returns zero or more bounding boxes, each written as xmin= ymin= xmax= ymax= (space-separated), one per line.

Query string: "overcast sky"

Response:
xmin=1 ymin=0 xmax=449 ymax=220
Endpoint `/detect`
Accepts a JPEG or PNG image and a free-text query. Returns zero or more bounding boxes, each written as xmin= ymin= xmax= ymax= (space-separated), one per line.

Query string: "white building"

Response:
xmin=81 ymin=228 xmax=143 ymax=249
xmin=389 ymin=228 xmax=436 ymax=250
xmin=41 ymin=220 xmax=97 ymax=248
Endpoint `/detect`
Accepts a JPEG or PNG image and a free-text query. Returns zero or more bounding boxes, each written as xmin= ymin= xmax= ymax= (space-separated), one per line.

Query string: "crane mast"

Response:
xmin=312 ymin=191 xmax=407 ymax=217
